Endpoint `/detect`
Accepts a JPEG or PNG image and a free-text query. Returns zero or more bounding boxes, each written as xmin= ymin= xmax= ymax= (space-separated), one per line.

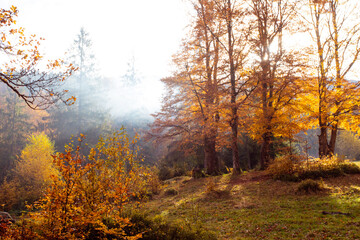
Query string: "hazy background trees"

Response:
xmin=0 ymin=87 xmax=48 ymax=182
xmin=49 ymin=28 xmax=112 ymax=153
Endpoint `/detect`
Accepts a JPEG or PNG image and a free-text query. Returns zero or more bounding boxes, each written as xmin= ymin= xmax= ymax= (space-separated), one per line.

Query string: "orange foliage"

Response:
xmin=0 ymin=6 xmax=77 ymax=109
xmin=2 ymin=130 xmax=147 ymax=239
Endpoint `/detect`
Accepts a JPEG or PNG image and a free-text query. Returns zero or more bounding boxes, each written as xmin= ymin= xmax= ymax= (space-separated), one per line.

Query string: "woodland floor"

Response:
xmin=134 ymin=167 xmax=360 ymax=239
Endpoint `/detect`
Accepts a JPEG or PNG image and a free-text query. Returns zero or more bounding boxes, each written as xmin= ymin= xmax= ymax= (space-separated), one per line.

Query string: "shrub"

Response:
xmin=164 ymin=188 xmax=178 ymax=196
xmin=205 ymin=178 xmax=216 ymax=194
xmin=274 ymin=173 xmax=300 ymax=182
xmin=173 ymin=167 xmax=186 ymax=178
xmin=269 ymin=155 xmax=360 ymax=182
xmin=132 ymin=167 xmax=162 ymax=200
xmin=340 ymin=162 xmax=360 ymax=174
xmin=0 ymin=218 xmax=41 ymax=240
xmin=191 ymin=167 xmax=205 ymax=179
xmin=299 ymin=168 xmax=343 ymax=180
xmin=158 ymin=165 xmax=188 ymax=181
xmin=267 ymin=155 xmax=299 ymax=179
xmin=147 ymin=167 xmax=162 ymax=195
xmin=297 ymin=179 xmax=324 ymax=194
xmin=0 ymin=179 xmax=18 ymax=211
xmin=158 ymin=166 xmax=174 ymax=181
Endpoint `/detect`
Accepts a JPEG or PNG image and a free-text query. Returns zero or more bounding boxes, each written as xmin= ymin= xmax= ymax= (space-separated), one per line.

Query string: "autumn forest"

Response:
xmin=1 ymin=1 xmax=360 ymax=239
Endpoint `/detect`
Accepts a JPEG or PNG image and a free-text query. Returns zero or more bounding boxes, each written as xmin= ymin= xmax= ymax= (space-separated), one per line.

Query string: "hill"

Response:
xmin=134 ymin=171 xmax=360 ymax=239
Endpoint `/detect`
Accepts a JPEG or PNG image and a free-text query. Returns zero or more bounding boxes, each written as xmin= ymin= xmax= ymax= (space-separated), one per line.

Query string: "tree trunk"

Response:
xmin=231 ymin=115 xmax=240 ymax=174
xmin=318 ymin=124 xmax=338 ymax=158
xmin=318 ymin=125 xmax=329 ymax=158
xmin=226 ymin=0 xmax=241 ymax=175
xmin=328 ymin=125 xmax=338 ymax=154
xmin=204 ymin=132 xmax=219 ymax=175
xmin=260 ymin=131 xmax=271 ymax=170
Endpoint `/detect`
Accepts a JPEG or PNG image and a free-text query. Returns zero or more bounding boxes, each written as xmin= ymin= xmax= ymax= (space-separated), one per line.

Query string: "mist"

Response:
xmin=104 ymin=75 xmax=163 ymax=119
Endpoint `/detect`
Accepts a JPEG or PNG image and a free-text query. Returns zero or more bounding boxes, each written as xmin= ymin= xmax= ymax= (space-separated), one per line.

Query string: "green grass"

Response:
xmin=132 ymin=172 xmax=360 ymax=239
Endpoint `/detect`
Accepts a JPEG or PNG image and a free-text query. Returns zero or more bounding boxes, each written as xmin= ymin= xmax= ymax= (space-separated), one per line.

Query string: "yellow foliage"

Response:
xmin=267 ymin=155 xmax=299 ymax=178
xmin=298 ymin=155 xmax=344 ymax=172
xmin=268 ymin=154 xmax=357 ymax=181
xmin=0 ymin=178 xmax=18 ymax=210
xmin=15 ymin=133 xmax=56 ymax=186
xmin=0 ymin=133 xmax=56 ymax=209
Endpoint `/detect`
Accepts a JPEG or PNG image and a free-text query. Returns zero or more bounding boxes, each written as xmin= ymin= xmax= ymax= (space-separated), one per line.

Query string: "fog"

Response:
xmin=0 ymin=0 xmax=193 ymax=180
xmin=2 ymin=0 xmax=190 ymax=119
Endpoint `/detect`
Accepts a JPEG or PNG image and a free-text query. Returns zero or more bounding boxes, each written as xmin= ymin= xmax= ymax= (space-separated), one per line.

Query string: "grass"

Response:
xmin=131 ymin=171 xmax=360 ymax=239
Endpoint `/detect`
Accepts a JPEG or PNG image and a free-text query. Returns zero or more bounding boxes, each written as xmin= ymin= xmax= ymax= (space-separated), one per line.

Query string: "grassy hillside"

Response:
xmin=133 ymin=171 xmax=360 ymax=239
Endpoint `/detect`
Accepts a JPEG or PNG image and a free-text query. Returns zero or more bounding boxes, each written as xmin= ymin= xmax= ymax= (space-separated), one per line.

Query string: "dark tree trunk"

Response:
xmin=318 ymin=124 xmax=337 ymax=158
xmin=226 ymin=0 xmax=241 ymax=175
xmin=231 ymin=116 xmax=240 ymax=174
xmin=318 ymin=125 xmax=329 ymax=158
xmin=260 ymin=131 xmax=272 ymax=170
xmin=328 ymin=124 xmax=338 ymax=154
xmin=204 ymin=132 xmax=219 ymax=175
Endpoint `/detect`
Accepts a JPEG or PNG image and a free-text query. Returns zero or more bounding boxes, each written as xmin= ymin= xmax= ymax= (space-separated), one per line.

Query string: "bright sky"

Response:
xmin=2 ymin=0 xmax=190 ymax=114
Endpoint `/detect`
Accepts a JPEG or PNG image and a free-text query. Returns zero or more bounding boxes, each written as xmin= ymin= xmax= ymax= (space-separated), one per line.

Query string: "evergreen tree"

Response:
xmin=49 ymin=28 xmax=111 ymax=152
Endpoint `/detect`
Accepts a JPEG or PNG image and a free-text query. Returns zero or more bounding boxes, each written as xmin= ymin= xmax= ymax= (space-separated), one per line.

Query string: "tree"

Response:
xmin=0 ymin=133 xmax=56 ymax=209
xmin=151 ymin=0 xmax=305 ymax=173
xmin=150 ymin=0 xmax=224 ymax=175
xmin=248 ymin=0 xmax=305 ymax=169
xmin=0 ymin=86 xmax=48 ymax=182
xmin=0 ymin=87 xmax=31 ymax=181
xmin=66 ymin=27 xmax=99 ymax=132
xmin=0 ymin=6 xmax=76 ymax=109
xmin=306 ymin=0 xmax=360 ymax=157
xmin=122 ymin=55 xmax=141 ymax=86
xmin=210 ymin=0 xmax=255 ymax=174
xmin=49 ymin=28 xmax=111 ymax=152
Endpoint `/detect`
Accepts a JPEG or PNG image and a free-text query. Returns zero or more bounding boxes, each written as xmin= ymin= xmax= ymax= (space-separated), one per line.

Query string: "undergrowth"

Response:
xmin=296 ymin=179 xmax=325 ymax=194
xmin=268 ymin=155 xmax=360 ymax=181
xmin=123 ymin=211 xmax=217 ymax=240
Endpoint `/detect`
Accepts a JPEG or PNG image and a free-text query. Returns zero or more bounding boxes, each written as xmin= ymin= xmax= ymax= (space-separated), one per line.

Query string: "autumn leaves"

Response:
xmin=150 ymin=0 xmax=360 ymax=174
xmin=0 ymin=6 xmax=77 ymax=109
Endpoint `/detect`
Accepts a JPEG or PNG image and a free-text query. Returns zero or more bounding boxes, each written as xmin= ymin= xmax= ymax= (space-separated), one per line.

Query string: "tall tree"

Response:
xmin=307 ymin=0 xmax=360 ymax=157
xmin=67 ymin=27 xmax=98 ymax=134
xmin=49 ymin=28 xmax=110 ymax=152
xmin=212 ymin=0 xmax=254 ymax=174
xmin=150 ymin=0 xmax=223 ymax=175
xmin=0 ymin=87 xmax=30 ymax=181
xmin=248 ymin=0 xmax=304 ymax=169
